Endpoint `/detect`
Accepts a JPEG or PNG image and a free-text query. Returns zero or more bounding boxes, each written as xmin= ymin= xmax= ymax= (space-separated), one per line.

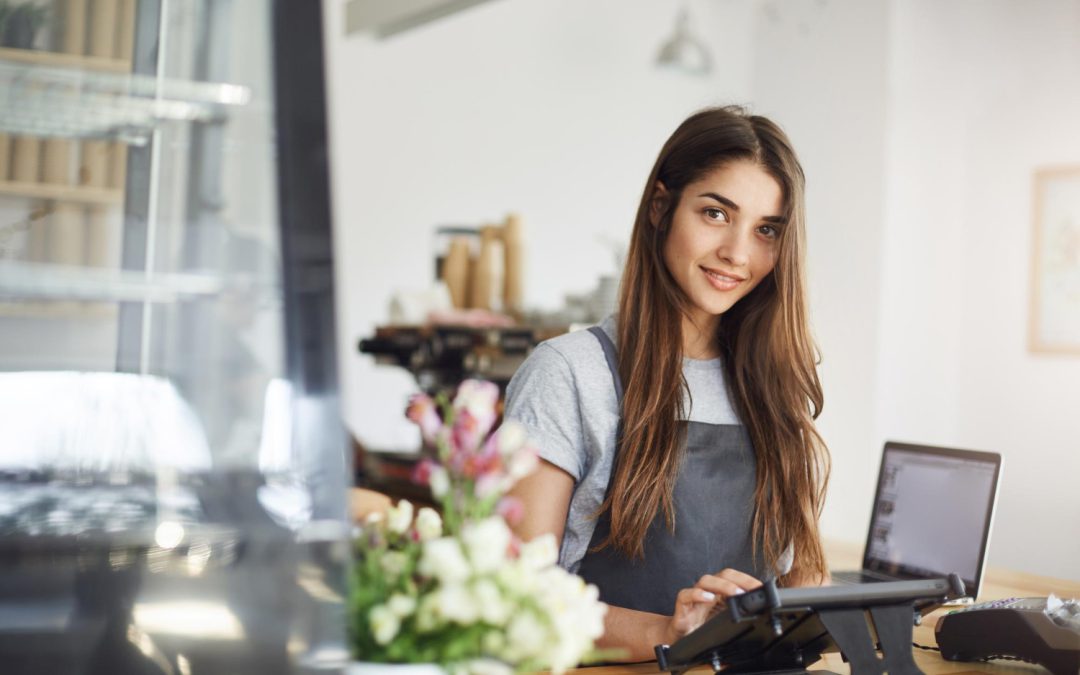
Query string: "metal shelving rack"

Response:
xmin=0 ymin=2 xmax=347 ymax=673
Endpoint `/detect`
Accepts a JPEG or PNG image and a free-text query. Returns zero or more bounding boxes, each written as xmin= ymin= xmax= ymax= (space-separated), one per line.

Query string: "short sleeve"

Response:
xmin=504 ymin=343 xmax=586 ymax=481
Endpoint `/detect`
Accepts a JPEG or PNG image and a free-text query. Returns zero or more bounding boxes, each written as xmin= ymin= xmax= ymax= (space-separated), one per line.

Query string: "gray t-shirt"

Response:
xmin=504 ymin=316 xmax=741 ymax=573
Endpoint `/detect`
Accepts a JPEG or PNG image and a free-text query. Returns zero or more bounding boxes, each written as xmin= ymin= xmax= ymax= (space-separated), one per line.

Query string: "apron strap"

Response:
xmin=588 ymin=326 xmax=625 ymax=490
xmin=587 ymin=326 xmax=623 ymax=404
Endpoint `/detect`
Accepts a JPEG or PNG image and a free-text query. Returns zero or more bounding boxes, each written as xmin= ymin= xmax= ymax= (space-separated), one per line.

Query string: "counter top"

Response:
xmin=562 ymin=539 xmax=1080 ymax=674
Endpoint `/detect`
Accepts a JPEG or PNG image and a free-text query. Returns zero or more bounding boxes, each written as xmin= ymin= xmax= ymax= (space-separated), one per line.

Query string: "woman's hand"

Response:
xmin=664 ymin=569 xmax=763 ymax=644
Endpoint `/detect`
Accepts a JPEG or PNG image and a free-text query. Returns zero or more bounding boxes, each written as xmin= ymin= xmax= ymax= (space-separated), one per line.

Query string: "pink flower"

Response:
xmin=496 ymin=496 xmax=525 ymax=526
xmin=411 ymin=458 xmax=437 ymax=486
xmin=451 ymin=409 xmax=486 ymax=455
xmin=412 ymin=460 xmax=452 ymax=497
xmin=405 ymin=393 xmax=442 ymax=445
xmin=476 ymin=473 xmax=504 ymax=500
xmin=452 ymin=380 xmax=499 ymax=439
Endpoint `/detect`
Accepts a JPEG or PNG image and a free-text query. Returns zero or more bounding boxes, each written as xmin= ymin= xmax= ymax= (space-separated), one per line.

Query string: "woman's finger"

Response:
xmin=675 ymin=586 xmax=719 ymax=609
xmin=669 ymin=586 xmax=722 ymax=640
xmin=694 ymin=574 xmax=753 ymax=599
xmin=714 ymin=568 xmax=764 ymax=590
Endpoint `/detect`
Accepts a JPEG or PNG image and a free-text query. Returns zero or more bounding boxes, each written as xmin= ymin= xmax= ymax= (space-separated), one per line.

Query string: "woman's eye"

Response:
xmin=704 ymin=207 xmax=727 ymax=222
xmin=757 ymin=225 xmax=779 ymax=239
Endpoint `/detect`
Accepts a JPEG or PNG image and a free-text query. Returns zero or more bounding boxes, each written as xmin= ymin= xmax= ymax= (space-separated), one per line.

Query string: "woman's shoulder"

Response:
xmin=504 ymin=318 xmax=621 ymax=482
xmin=539 ymin=314 xmax=616 ymax=358
xmin=507 ymin=317 xmax=619 ymax=404
xmin=540 ymin=327 xmax=606 ymax=363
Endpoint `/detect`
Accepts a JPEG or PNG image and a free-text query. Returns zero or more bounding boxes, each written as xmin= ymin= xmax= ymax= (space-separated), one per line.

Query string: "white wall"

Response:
xmin=749 ymin=0 xmax=891 ymax=553
xmin=324 ymin=0 xmax=758 ymax=449
xmin=324 ymin=0 xmax=1080 ymax=580
xmin=878 ymin=0 xmax=1080 ymax=580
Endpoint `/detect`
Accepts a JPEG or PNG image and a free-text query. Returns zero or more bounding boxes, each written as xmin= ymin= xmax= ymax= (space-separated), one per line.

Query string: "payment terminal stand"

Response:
xmin=655 ymin=575 xmax=965 ymax=675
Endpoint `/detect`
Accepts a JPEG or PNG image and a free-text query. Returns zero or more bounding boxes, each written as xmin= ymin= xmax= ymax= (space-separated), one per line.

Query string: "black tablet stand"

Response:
xmin=655 ymin=575 xmax=966 ymax=675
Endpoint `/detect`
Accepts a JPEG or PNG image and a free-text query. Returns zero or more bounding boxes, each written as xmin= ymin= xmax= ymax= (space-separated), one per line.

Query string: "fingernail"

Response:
xmin=702 ymin=591 xmax=716 ymax=601
xmin=735 ymin=588 xmax=746 ymax=595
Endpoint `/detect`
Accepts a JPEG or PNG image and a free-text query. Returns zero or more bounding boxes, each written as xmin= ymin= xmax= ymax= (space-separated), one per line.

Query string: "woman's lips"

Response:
xmin=701 ymin=266 xmax=745 ymax=291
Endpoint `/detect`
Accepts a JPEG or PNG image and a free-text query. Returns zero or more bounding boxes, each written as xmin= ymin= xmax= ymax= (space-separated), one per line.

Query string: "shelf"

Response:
xmin=0 ymin=301 xmax=118 ymax=319
xmin=0 ymin=181 xmax=123 ymax=206
xmin=0 ymin=261 xmax=226 ymax=304
xmin=0 ymin=47 xmax=131 ymax=74
xmin=0 ymin=60 xmax=252 ymax=141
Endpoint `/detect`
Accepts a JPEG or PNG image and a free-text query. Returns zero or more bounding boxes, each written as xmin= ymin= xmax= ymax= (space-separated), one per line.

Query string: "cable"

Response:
xmin=980 ymin=654 xmax=1038 ymax=665
xmin=911 ymin=643 xmax=1037 ymax=666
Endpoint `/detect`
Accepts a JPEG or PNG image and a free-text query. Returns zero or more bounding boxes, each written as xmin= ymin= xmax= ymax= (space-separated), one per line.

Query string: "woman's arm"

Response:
xmin=508 ymin=458 xmax=573 ymax=544
xmin=594 ymin=569 xmax=763 ymax=661
xmin=509 ymin=463 xmax=760 ymax=662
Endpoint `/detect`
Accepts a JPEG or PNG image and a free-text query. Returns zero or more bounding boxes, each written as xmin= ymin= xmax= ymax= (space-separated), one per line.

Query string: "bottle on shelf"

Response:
xmin=502 ymin=212 xmax=523 ymax=316
xmin=0 ymin=133 xmax=10 ymax=180
xmin=469 ymin=225 xmax=502 ymax=311
xmin=441 ymin=237 xmax=472 ymax=310
xmin=11 ymin=136 xmax=42 ymax=183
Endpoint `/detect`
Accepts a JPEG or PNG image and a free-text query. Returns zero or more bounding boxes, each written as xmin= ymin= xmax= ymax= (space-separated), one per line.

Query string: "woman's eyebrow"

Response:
xmin=699 ymin=192 xmax=785 ymax=223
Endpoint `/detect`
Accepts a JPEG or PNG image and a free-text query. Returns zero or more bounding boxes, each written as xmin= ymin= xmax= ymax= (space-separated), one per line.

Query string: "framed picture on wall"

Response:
xmin=1030 ymin=166 xmax=1080 ymax=355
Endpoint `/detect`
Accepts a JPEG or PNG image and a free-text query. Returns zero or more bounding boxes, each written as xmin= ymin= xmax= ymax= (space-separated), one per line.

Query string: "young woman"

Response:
xmin=504 ymin=106 xmax=830 ymax=661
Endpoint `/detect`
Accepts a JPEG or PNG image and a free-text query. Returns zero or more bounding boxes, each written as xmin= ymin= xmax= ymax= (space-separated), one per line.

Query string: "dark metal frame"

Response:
xmin=657 ymin=576 xmax=965 ymax=675
xmin=271 ymin=0 xmax=348 ymax=519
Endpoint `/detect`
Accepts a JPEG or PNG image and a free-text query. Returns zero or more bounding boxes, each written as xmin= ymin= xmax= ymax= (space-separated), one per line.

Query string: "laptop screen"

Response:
xmin=864 ymin=443 xmax=1000 ymax=593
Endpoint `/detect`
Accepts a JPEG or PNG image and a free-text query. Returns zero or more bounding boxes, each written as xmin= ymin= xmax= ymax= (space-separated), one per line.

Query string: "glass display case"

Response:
xmin=0 ymin=1 xmax=347 ymax=673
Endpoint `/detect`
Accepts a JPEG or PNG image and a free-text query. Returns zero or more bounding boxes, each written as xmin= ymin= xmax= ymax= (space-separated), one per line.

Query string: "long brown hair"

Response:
xmin=598 ymin=106 xmax=830 ymax=583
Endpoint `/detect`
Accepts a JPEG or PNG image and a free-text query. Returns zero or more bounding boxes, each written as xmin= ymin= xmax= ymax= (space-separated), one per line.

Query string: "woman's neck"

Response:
xmin=680 ymin=311 xmax=721 ymax=360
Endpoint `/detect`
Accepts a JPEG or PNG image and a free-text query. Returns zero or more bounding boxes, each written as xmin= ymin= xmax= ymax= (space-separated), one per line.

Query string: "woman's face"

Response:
xmin=660 ymin=160 xmax=784 ymax=327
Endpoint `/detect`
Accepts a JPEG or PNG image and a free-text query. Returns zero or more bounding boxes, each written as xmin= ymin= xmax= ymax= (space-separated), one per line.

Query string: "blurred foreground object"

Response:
xmin=349 ymin=379 xmax=606 ymax=673
xmin=0 ymin=1 xmax=348 ymax=672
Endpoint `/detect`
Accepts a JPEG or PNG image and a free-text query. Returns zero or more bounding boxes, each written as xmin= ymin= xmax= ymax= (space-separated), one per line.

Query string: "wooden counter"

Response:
xmin=565 ymin=540 xmax=1080 ymax=674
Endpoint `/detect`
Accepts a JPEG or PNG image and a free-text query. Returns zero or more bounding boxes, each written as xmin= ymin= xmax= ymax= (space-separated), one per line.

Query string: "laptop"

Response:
xmin=831 ymin=441 xmax=1002 ymax=601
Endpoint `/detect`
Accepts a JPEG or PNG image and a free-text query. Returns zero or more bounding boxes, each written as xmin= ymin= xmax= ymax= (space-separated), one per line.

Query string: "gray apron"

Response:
xmin=576 ymin=327 xmax=763 ymax=616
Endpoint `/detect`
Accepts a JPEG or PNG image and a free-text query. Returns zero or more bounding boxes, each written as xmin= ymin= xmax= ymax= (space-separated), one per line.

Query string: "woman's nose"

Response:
xmin=717 ymin=228 xmax=752 ymax=267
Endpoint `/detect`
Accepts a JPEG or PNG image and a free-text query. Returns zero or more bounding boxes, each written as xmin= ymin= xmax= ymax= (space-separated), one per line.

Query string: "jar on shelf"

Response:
xmin=433 ymin=225 xmax=477 ymax=310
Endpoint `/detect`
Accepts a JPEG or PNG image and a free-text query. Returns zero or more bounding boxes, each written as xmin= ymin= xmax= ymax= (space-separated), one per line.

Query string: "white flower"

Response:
xmin=437 ymin=583 xmax=480 ymax=624
xmin=363 ymin=511 xmax=384 ymax=528
xmin=507 ymin=446 xmax=539 ymax=481
xmin=379 ymin=551 xmax=408 ymax=579
xmin=491 ymin=421 xmax=526 ymax=458
xmin=368 ymin=604 xmax=400 ymax=645
xmin=418 ymin=536 xmax=470 ymax=584
xmin=462 ymin=516 xmax=511 ymax=574
xmin=415 ymin=593 xmax=440 ymax=632
xmin=386 ymin=499 xmax=414 ymax=535
xmin=481 ymin=630 xmax=506 ymax=655
xmin=495 ymin=558 xmax=539 ymax=597
xmin=452 ymin=380 xmax=499 ymax=439
xmin=518 ymin=533 xmax=558 ymax=572
xmin=474 ymin=472 xmax=504 ymax=500
xmin=461 ymin=658 xmax=513 ymax=675
xmin=471 ymin=578 xmax=510 ymax=625
xmin=453 ymin=380 xmax=500 ymax=416
xmin=387 ymin=593 xmax=416 ymax=618
xmin=530 ymin=567 xmax=608 ymax=674
xmin=429 ymin=466 xmax=450 ymax=498
xmin=504 ymin=610 xmax=548 ymax=662
xmin=415 ymin=506 xmax=442 ymax=541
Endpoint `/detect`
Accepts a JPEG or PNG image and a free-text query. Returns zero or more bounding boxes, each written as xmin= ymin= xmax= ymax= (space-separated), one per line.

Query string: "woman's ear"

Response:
xmin=649 ymin=181 xmax=670 ymax=228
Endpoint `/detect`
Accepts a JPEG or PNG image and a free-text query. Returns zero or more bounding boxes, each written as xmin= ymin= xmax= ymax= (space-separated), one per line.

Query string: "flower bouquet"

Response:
xmin=349 ymin=380 xmax=608 ymax=675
